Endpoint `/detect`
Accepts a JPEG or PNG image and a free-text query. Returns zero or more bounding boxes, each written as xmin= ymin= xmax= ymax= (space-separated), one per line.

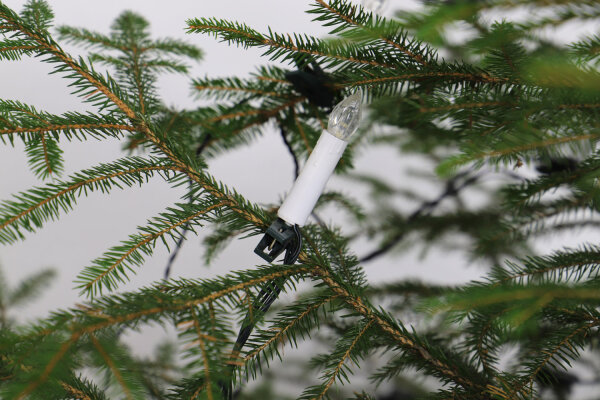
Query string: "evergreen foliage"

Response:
xmin=0 ymin=0 xmax=600 ymax=399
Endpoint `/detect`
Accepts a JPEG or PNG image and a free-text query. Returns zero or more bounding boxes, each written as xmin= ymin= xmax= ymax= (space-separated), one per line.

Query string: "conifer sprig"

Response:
xmin=309 ymin=0 xmax=435 ymax=66
xmin=76 ymin=200 xmax=225 ymax=297
xmin=0 ymin=157 xmax=183 ymax=245
xmin=1 ymin=265 xmax=310 ymax=397
xmin=0 ymin=3 xmax=132 ymax=114
xmin=243 ymin=294 xmax=340 ymax=378
xmin=300 ymin=318 xmax=375 ymax=400
xmin=58 ymin=12 xmax=202 ymax=117
xmin=186 ymin=17 xmax=396 ymax=70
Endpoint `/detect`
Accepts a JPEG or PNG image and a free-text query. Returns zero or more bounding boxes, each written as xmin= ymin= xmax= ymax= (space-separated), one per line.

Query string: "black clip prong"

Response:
xmin=254 ymin=218 xmax=296 ymax=263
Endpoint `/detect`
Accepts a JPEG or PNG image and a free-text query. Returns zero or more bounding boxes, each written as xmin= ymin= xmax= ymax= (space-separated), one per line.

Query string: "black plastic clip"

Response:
xmin=254 ymin=218 xmax=296 ymax=263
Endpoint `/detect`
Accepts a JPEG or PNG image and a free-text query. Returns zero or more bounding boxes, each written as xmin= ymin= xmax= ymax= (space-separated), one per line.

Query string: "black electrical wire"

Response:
xmin=221 ymin=225 xmax=302 ymax=399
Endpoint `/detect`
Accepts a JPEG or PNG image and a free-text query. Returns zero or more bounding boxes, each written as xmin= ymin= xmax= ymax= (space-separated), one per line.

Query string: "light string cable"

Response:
xmin=221 ymin=226 xmax=302 ymax=399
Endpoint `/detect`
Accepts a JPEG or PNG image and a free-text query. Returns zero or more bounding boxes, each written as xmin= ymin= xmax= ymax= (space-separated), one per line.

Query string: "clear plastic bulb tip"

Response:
xmin=327 ymin=91 xmax=363 ymax=141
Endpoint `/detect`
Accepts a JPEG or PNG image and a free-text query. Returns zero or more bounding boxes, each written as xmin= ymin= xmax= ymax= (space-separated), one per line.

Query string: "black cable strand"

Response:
xmin=163 ymin=221 xmax=190 ymax=280
xmin=279 ymin=125 xmax=300 ymax=179
xmin=195 ymin=132 xmax=212 ymax=157
xmin=359 ymin=172 xmax=479 ymax=263
xmin=163 ymin=135 xmax=211 ymax=280
xmin=163 ymin=93 xmax=263 ymax=279
xmin=222 ymin=225 xmax=302 ymax=399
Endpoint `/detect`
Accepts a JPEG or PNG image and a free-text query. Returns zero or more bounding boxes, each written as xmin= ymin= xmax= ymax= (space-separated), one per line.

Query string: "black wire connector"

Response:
xmin=254 ymin=218 xmax=299 ymax=263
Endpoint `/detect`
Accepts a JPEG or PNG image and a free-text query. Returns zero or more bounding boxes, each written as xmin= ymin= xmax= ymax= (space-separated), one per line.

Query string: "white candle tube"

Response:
xmin=277 ymin=130 xmax=347 ymax=226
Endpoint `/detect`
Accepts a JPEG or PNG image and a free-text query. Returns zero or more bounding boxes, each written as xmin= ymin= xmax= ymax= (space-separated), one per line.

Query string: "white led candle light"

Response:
xmin=277 ymin=91 xmax=363 ymax=226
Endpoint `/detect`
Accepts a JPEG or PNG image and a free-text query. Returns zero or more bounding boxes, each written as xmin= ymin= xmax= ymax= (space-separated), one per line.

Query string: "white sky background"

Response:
xmin=0 ymin=0 xmax=599 ymax=397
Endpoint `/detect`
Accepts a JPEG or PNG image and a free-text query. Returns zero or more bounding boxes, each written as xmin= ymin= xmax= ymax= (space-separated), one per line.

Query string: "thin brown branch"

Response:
xmin=516 ymin=321 xmax=600 ymax=396
xmin=82 ymin=202 xmax=224 ymax=293
xmin=16 ymin=332 xmax=81 ymax=399
xmin=188 ymin=22 xmax=394 ymax=69
xmin=419 ymin=102 xmax=511 ymax=113
xmin=205 ymin=98 xmax=303 ymax=124
xmin=315 ymin=0 xmax=427 ymax=65
xmin=60 ymin=30 xmax=127 ymax=51
xmin=0 ymin=44 xmax=37 ymax=52
xmin=342 ymin=72 xmax=510 ymax=88
xmin=190 ymin=307 xmax=214 ymax=400
xmin=60 ymin=382 xmax=92 ymax=400
xmin=292 ymin=107 xmax=313 ymax=153
xmin=558 ymin=103 xmax=600 ymax=109
xmin=194 ymin=84 xmax=283 ymax=98
xmin=256 ymin=75 xmax=289 ymax=84
xmin=244 ymin=295 xmax=338 ymax=362
xmin=199 ymin=98 xmax=304 ymax=152
xmin=131 ymin=47 xmax=146 ymax=115
xmin=316 ymin=319 xmax=374 ymax=400
xmin=0 ymin=165 xmax=184 ymax=233
xmin=477 ymin=133 xmax=599 ymax=159
xmin=40 ymin=133 xmax=52 ymax=174
xmin=494 ymin=259 xmax=600 ymax=286
xmin=0 ymin=14 xmax=136 ymax=119
xmin=89 ymin=333 xmax=133 ymax=400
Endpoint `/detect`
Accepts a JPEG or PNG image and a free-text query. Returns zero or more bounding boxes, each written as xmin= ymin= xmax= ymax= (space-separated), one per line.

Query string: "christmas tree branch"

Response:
xmin=16 ymin=331 xmax=81 ymax=399
xmin=314 ymin=318 xmax=375 ymax=400
xmin=310 ymin=265 xmax=484 ymax=391
xmin=0 ymin=123 xmax=135 ymax=136
xmin=345 ymin=71 xmax=510 ymax=88
xmin=60 ymin=382 xmax=94 ymax=400
xmin=57 ymin=26 xmax=126 ymax=51
xmin=187 ymin=18 xmax=396 ymax=69
xmin=88 ymin=333 xmax=134 ymax=400
xmin=204 ymin=98 xmax=302 ymax=124
xmin=189 ymin=306 xmax=216 ymax=400
xmin=312 ymin=0 xmax=429 ymax=66
xmin=244 ymin=294 xmax=339 ymax=363
xmin=523 ymin=321 xmax=598 ymax=391
xmin=77 ymin=202 xmax=225 ymax=296
xmin=0 ymin=159 xmax=184 ymax=244
xmin=0 ymin=5 xmax=133 ymax=115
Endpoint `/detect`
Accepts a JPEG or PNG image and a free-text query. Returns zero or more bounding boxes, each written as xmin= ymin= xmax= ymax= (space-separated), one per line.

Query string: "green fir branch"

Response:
xmin=0 ymin=157 xmax=183 ymax=244
xmin=186 ymin=17 xmax=398 ymax=70
xmin=76 ymin=200 xmax=225 ymax=297
xmin=299 ymin=318 xmax=375 ymax=400
xmin=243 ymin=294 xmax=340 ymax=379
xmin=60 ymin=375 xmax=109 ymax=400
xmin=308 ymin=0 xmax=435 ymax=66
xmin=0 ymin=3 xmax=133 ymax=114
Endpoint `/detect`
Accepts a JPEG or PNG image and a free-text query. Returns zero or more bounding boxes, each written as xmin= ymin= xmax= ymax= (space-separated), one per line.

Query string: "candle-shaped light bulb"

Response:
xmin=275 ymin=92 xmax=363 ymax=227
xmin=327 ymin=91 xmax=363 ymax=141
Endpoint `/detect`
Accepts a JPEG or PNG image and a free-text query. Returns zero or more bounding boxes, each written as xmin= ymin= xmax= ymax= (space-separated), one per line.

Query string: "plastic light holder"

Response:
xmin=254 ymin=218 xmax=297 ymax=262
